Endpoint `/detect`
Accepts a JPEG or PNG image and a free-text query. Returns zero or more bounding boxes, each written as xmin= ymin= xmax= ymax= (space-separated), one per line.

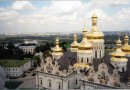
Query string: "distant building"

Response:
xmin=0 ymin=59 xmax=31 ymax=78
xmin=24 ymin=40 xmax=38 ymax=45
xmin=19 ymin=43 xmax=36 ymax=54
xmin=0 ymin=66 xmax=7 ymax=90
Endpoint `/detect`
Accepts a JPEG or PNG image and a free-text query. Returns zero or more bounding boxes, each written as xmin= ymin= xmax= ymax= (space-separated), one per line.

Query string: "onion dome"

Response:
xmin=71 ymin=34 xmax=79 ymax=49
xmin=52 ymin=35 xmax=63 ymax=56
xmin=78 ymin=21 xmax=92 ymax=53
xmin=111 ymin=37 xmax=128 ymax=62
xmin=121 ymin=34 xmax=130 ymax=55
xmin=87 ymin=12 xmax=104 ymax=41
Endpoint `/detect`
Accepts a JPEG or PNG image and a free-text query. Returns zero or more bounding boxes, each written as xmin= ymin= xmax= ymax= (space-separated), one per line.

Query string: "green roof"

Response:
xmin=0 ymin=58 xmax=30 ymax=67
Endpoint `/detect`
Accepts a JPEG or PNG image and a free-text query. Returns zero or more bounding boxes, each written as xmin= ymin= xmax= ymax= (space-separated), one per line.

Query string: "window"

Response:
xmin=68 ymin=81 xmax=70 ymax=89
xmin=76 ymin=79 xmax=78 ymax=84
xmin=87 ymin=58 xmax=89 ymax=63
xmin=81 ymin=58 xmax=83 ymax=63
xmin=48 ymin=80 xmax=51 ymax=87
xmin=100 ymin=50 xmax=101 ymax=58
xmin=122 ymin=67 xmax=125 ymax=72
xmin=49 ymin=81 xmax=51 ymax=87
xmin=59 ymin=84 xmax=61 ymax=89
xmin=40 ymin=80 xmax=42 ymax=85
xmin=95 ymin=51 xmax=97 ymax=58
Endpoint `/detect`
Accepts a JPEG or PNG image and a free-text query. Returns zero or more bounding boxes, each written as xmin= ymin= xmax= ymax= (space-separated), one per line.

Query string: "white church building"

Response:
xmin=35 ymin=12 xmax=130 ymax=89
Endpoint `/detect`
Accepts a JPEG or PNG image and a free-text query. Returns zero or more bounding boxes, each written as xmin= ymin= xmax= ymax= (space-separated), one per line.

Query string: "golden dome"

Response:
xmin=71 ymin=34 xmax=79 ymax=48
xmin=92 ymin=12 xmax=98 ymax=18
xmin=124 ymin=34 xmax=129 ymax=39
xmin=121 ymin=34 xmax=130 ymax=55
xmin=87 ymin=12 xmax=104 ymax=41
xmin=112 ymin=48 xmax=126 ymax=57
xmin=52 ymin=35 xmax=63 ymax=54
xmin=111 ymin=37 xmax=128 ymax=62
xmin=116 ymin=37 xmax=122 ymax=48
xmin=87 ymin=30 xmax=104 ymax=39
xmin=78 ymin=24 xmax=92 ymax=51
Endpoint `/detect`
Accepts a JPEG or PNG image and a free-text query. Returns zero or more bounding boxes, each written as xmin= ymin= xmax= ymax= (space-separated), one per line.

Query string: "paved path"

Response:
xmin=17 ymin=76 xmax=36 ymax=89
xmin=16 ymin=69 xmax=36 ymax=89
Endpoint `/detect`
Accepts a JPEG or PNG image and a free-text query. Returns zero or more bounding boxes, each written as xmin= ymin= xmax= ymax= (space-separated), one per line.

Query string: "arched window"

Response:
xmin=87 ymin=58 xmax=89 ymax=63
xmin=68 ymin=81 xmax=70 ymax=89
xmin=122 ymin=67 xmax=125 ymax=72
xmin=59 ymin=84 xmax=61 ymax=89
xmin=81 ymin=58 xmax=83 ymax=63
xmin=95 ymin=51 xmax=97 ymax=58
xmin=40 ymin=80 xmax=42 ymax=85
xmin=49 ymin=82 xmax=51 ymax=87
xmin=100 ymin=50 xmax=102 ymax=58
xmin=58 ymin=82 xmax=61 ymax=89
xmin=48 ymin=80 xmax=51 ymax=87
xmin=76 ymin=79 xmax=78 ymax=84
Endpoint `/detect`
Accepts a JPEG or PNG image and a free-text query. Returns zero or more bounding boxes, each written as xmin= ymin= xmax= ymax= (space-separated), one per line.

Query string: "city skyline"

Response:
xmin=0 ymin=0 xmax=130 ymax=34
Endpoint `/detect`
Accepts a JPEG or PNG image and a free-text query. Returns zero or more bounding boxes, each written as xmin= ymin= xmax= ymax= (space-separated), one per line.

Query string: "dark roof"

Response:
xmin=19 ymin=43 xmax=36 ymax=46
xmin=55 ymin=51 xmax=130 ymax=81
xmin=93 ymin=55 xmax=130 ymax=82
xmin=58 ymin=52 xmax=77 ymax=70
xmin=46 ymin=51 xmax=130 ymax=83
xmin=83 ymin=56 xmax=115 ymax=77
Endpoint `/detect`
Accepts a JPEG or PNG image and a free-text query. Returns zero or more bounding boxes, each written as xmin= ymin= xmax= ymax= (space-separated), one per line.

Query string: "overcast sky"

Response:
xmin=0 ymin=0 xmax=130 ymax=34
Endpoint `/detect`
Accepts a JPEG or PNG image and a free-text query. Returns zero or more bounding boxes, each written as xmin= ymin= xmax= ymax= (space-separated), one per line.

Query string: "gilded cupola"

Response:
xmin=52 ymin=35 xmax=63 ymax=56
xmin=71 ymin=34 xmax=79 ymax=49
xmin=121 ymin=34 xmax=130 ymax=55
xmin=111 ymin=36 xmax=128 ymax=62
xmin=78 ymin=21 xmax=93 ymax=52
xmin=87 ymin=12 xmax=104 ymax=41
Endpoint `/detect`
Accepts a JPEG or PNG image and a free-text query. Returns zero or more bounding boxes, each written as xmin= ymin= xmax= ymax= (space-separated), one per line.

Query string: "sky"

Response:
xmin=0 ymin=0 xmax=130 ymax=34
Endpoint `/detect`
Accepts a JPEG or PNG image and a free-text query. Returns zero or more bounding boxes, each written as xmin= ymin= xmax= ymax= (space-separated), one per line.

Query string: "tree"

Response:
xmin=13 ymin=49 xmax=24 ymax=60
xmin=7 ymin=43 xmax=15 ymax=50
xmin=43 ymin=50 xmax=51 ymax=58
xmin=32 ymin=55 xmax=41 ymax=67
xmin=35 ymin=42 xmax=51 ymax=53
xmin=24 ymin=52 xmax=33 ymax=59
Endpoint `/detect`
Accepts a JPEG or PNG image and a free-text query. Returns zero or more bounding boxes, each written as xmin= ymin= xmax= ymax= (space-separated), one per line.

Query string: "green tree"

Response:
xmin=35 ymin=42 xmax=51 ymax=53
xmin=43 ymin=50 xmax=51 ymax=58
xmin=32 ymin=55 xmax=41 ymax=67
xmin=13 ymin=49 xmax=24 ymax=60
xmin=7 ymin=43 xmax=15 ymax=50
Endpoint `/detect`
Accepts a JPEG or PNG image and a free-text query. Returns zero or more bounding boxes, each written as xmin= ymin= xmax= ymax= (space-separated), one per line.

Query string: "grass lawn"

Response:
xmin=0 ymin=58 xmax=30 ymax=67
xmin=5 ymin=81 xmax=23 ymax=89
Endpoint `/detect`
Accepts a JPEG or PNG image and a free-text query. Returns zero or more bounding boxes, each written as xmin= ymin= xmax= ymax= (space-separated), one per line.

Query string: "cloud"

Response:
xmin=113 ymin=8 xmax=130 ymax=20
xmin=11 ymin=1 xmax=36 ymax=10
xmin=0 ymin=7 xmax=19 ymax=22
xmin=94 ymin=0 xmax=130 ymax=7
xmin=0 ymin=0 xmax=129 ymax=33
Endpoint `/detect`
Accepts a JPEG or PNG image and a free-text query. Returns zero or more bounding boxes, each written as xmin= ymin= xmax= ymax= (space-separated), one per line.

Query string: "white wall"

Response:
xmin=36 ymin=73 xmax=78 ymax=89
xmin=19 ymin=46 xmax=36 ymax=54
xmin=4 ymin=61 xmax=31 ymax=77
